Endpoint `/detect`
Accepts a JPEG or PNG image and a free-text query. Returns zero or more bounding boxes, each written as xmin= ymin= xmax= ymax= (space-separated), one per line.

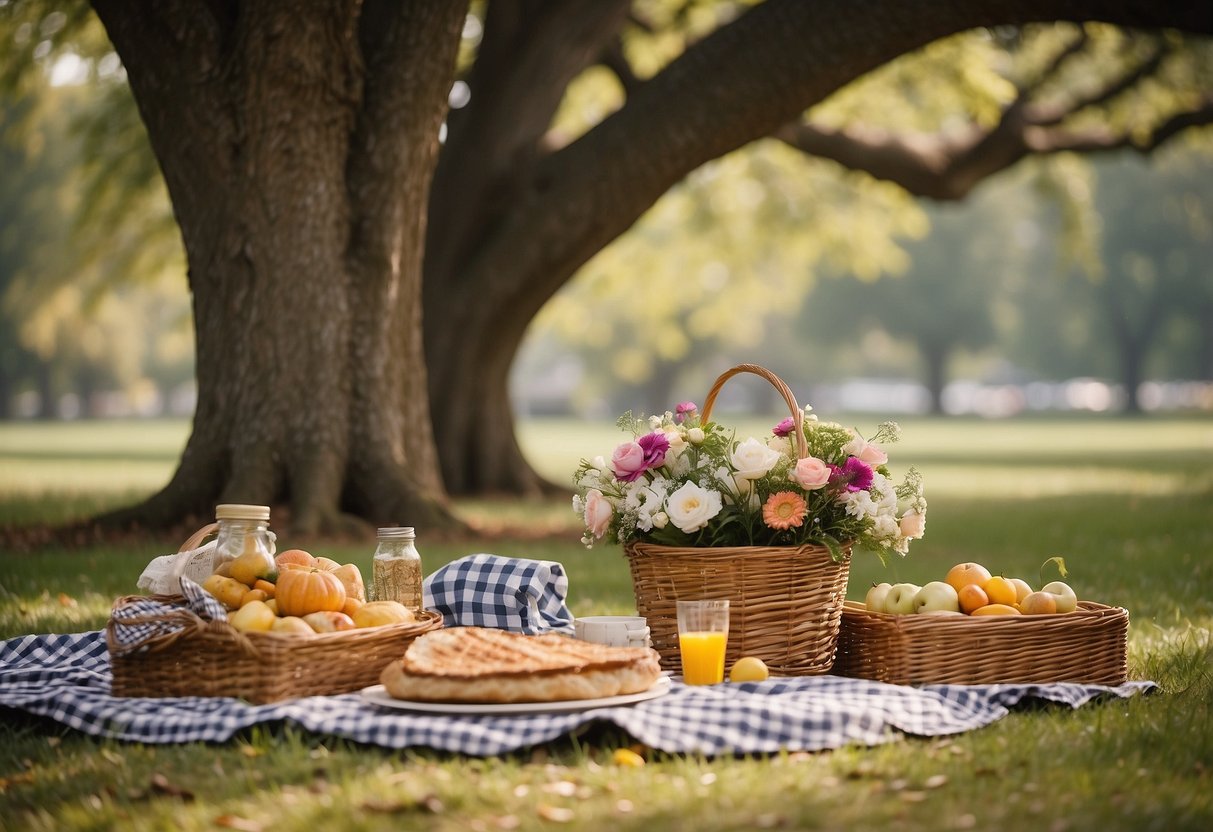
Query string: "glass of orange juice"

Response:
xmin=676 ymin=599 xmax=730 ymax=685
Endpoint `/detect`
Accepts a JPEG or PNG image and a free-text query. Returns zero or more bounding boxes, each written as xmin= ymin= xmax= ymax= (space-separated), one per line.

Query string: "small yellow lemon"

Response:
xmin=729 ymin=656 xmax=770 ymax=683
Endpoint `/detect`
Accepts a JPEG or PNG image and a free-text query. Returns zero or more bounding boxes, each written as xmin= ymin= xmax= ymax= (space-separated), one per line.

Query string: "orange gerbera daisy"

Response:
xmin=762 ymin=491 xmax=807 ymax=530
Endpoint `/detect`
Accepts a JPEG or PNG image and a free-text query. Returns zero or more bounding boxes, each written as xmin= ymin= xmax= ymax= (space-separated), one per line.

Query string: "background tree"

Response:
xmin=426 ymin=10 xmax=1213 ymax=496
xmin=2 ymin=1 xmax=1211 ymax=534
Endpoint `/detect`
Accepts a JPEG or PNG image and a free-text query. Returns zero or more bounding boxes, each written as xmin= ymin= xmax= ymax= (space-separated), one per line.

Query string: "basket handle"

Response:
xmin=701 ymin=364 xmax=808 ymax=460
xmin=179 ymin=522 xmax=219 ymax=553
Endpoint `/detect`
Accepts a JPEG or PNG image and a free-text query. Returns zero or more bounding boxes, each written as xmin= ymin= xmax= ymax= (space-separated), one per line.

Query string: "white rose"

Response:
xmin=687 ymin=427 xmax=705 ymax=444
xmin=767 ymin=435 xmax=792 ymax=455
xmin=665 ymin=481 xmax=723 ymax=533
xmin=730 ymin=437 xmax=782 ymax=480
xmin=652 ymin=511 xmax=669 ymax=529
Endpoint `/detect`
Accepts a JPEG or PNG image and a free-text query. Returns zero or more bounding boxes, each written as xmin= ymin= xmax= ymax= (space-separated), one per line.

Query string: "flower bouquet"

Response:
xmin=571 ymin=364 xmax=927 ymax=675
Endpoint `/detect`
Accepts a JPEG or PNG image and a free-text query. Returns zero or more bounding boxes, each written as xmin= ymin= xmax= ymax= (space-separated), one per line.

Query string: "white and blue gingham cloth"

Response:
xmin=423 ymin=554 xmax=574 ymax=635
xmin=0 ymin=630 xmax=1154 ymax=755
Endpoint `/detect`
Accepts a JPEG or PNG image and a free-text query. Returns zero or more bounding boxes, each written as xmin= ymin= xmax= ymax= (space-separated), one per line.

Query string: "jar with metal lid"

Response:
xmin=372 ymin=526 xmax=423 ymax=610
xmin=210 ymin=503 xmax=277 ymax=582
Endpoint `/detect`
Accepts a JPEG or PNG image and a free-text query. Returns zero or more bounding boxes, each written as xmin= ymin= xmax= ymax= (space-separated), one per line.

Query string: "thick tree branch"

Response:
xmin=426 ymin=0 xmax=631 ymax=296
xmin=497 ymin=0 xmax=1213 ymax=291
xmin=600 ymin=35 xmax=642 ymax=95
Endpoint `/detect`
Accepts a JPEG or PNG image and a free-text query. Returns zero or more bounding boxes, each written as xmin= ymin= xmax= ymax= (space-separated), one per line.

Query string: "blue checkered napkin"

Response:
xmin=423 ymin=555 xmax=574 ymax=634
xmin=0 ymin=631 xmax=1155 ymax=755
xmin=107 ymin=577 xmax=229 ymax=654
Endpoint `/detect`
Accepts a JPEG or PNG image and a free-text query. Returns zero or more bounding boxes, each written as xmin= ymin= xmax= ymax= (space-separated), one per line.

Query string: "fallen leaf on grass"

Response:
xmin=361 ymin=794 xmax=444 ymax=814
xmin=924 ymin=774 xmax=949 ymax=789
xmin=58 ymin=593 xmax=78 ymax=608
xmin=537 ymin=804 xmax=575 ymax=823
xmin=149 ymin=772 xmax=195 ymax=801
xmin=0 ymin=772 xmax=37 ymax=793
xmin=214 ymin=815 xmax=264 ymax=832
xmin=899 ymin=791 xmax=927 ymax=803
xmin=542 ymin=781 xmax=578 ymax=797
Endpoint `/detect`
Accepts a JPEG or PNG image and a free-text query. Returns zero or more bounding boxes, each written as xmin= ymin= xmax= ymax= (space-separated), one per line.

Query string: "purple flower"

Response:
xmin=772 ymin=417 xmax=796 ymax=437
xmin=674 ymin=401 xmax=698 ymax=424
xmin=638 ymin=431 xmax=670 ymax=469
xmin=828 ymin=456 xmax=874 ymax=492
xmin=612 ymin=432 xmax=670 ymax=482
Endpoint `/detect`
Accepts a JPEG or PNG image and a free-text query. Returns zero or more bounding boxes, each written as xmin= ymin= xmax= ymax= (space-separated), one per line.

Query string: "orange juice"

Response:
xmin=679 ymin=631 xmax=728 ymax=685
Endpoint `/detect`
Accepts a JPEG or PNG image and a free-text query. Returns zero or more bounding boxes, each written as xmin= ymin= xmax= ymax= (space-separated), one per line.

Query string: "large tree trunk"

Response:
xmin=425 ymin=0 xmax=1213 ymax=496
xmin=91 ymin=0 xmax=466 ymax=535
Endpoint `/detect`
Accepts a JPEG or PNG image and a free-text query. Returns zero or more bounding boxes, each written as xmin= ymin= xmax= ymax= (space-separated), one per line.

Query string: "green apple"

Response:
xmin=865 ymin=582 xmax=893 ymax=612
xmin=913 ymin=581 xmax=960 ymax=613
xmin=1041 ymin=580 xmax=1078 ymax=613
xmin=885 ymin=582 xmax=921 ymax=615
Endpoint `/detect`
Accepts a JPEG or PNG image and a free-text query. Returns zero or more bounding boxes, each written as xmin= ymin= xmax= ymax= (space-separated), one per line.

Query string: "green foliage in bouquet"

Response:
xmin=572 ymin=403 xmax=926 ymax=563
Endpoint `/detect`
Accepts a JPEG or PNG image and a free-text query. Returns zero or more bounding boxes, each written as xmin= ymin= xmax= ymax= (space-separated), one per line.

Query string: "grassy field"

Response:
xmin=1 ymin=415 xmax=1212 ymax=831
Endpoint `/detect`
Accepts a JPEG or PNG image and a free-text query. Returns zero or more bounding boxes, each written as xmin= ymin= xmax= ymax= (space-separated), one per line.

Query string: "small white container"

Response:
xmin=574 ymin=615 xmax=651 ymax=648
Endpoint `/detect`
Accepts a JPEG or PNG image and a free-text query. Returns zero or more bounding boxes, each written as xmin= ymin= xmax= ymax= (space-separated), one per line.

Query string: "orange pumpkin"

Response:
xmin=275 ymin=568 xmax=347 ymax=617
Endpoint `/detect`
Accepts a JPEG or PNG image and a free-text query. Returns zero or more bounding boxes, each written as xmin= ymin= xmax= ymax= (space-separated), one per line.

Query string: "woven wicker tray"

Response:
xmin=832 ymin=600 xmax=1128 ymax=686
xmin=107 ymin=594 xmax=442 ymax=703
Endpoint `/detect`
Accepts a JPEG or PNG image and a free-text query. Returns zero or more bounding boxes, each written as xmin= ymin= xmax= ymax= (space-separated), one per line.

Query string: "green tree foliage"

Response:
xmin=0 ymin=71 xmax=189 ymax=417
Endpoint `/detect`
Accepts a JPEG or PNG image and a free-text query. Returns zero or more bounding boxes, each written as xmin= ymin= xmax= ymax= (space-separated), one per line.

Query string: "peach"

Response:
xmin=958 ymin=583 xmax=990 ymax=615
xmin=945 ymin=562 xmax=992 ymax=593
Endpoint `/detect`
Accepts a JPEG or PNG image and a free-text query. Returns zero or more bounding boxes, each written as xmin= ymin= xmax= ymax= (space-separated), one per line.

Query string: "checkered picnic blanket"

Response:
xmin=0 ymin=630 xmax=1154 ymax=755
xmin=0 ymin=556 xmax=1154 ymax=755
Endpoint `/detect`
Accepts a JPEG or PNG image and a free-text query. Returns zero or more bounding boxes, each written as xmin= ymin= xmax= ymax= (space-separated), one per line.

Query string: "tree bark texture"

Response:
xmin=90 ymin=0 xmax=466 ymax=534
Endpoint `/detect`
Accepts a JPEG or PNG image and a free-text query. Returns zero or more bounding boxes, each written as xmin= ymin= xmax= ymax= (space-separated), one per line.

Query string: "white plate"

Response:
xmin=360 ymin=675 xmax=672 ymax=715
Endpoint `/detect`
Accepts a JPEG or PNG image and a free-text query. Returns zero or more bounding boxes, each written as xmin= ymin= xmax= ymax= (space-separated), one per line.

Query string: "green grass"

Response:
xmin=2 ymin=415 xmax=1212 ymax=831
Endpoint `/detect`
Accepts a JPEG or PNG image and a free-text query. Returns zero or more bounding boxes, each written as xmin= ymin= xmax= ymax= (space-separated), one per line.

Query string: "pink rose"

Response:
xmin=584 ymin=489 xmax=614 ymax=538
xmin=792 ymin=456 xmax=831 ymax=490
xmin=611 ymin=441 xmax=646 ymax=481
xmin=845 ymin=436 xmax=888 ymax=466
xmin=899 ymin=510 xmax=926 ymax=539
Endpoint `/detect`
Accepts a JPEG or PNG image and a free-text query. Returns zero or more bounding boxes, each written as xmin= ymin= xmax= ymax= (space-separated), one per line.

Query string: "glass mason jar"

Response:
xmin=372 ymin=526 xmax=423 ymax=610
xmin=210 ymin=503 xmax=277 ymax=580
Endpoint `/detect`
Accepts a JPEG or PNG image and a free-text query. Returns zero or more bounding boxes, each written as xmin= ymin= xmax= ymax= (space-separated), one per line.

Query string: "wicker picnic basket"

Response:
xmin=833 ymin=600 xmax=1129 ymax=685
xmin=624 ymin=364 xmax=851 ymax=676
xmin=107 ymin=596 xmax=442 ymax=703
xmin=109 ymin=525 xmax=442 ymax=703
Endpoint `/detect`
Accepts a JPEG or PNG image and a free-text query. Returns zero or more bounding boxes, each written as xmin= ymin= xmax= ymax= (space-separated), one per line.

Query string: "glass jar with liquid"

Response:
xmin=372 ymin=526 xmax=423 ymax=610
xmin=210 ymin=503 xmax=277 ymax=580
